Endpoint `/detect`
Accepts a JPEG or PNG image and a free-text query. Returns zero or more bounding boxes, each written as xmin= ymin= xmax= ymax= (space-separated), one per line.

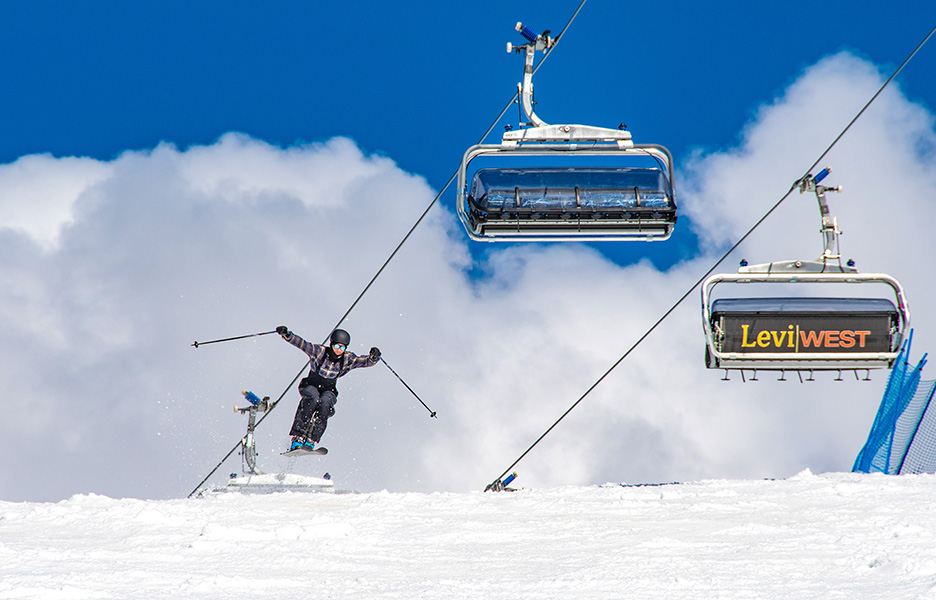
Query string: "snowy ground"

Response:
xmin=2 ymin=470 xmax=936 ymax=599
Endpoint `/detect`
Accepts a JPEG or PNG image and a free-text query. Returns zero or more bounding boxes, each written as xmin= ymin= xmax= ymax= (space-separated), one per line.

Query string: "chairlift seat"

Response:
xmin=465 ymin=167 xmax=675 ymax=240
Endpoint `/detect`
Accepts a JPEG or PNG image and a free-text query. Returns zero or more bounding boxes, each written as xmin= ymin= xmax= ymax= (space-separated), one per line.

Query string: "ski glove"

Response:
xmin=369 ymin=347 xmax=381 ymax=360
xmin=276 ymin=326 xmax=290 ymax=337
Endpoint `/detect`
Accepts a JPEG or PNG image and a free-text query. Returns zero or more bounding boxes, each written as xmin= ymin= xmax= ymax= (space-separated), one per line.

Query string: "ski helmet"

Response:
xmin=330 ymin=329 xmax=351 ymax=347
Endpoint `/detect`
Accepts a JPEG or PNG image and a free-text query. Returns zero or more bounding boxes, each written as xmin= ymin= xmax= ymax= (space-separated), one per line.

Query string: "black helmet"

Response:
xmin=330 ymin=329 xmax=351 ymax=346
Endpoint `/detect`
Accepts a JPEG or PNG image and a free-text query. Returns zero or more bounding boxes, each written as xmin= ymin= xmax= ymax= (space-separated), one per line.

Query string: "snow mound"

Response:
xmin=221 ymin=472 xmax=335 ymax=494
xmin=2 ymin=472 xmax=936 ymax=599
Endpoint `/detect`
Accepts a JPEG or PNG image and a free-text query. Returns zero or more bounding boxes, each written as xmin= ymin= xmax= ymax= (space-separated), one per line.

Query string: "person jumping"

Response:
xmin=275 ymin=326 xmax=380 ymax=451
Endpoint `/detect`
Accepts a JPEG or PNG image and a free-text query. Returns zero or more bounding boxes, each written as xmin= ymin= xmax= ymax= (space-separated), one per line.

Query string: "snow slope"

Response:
xmin=2 ymin=470 xmax=936 ymax=599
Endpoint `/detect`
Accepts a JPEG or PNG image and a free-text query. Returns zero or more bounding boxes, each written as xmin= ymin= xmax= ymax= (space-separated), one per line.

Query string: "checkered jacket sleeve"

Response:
xmin=285 ymin=332 xmax=379 ymax=378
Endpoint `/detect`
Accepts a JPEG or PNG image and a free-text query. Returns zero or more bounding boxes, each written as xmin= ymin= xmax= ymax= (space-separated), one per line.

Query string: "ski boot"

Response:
xmin=290 ymin=436 xmax=316 ymax=451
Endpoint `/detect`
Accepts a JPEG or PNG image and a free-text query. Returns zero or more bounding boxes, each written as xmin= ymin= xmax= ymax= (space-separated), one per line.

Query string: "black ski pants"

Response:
xmin=290 ymin=385 xmax=337 ymax=443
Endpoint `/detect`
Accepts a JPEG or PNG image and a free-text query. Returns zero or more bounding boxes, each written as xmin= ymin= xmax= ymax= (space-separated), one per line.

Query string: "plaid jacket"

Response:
xmin=285 ymin=331 xmax=378 ymax=380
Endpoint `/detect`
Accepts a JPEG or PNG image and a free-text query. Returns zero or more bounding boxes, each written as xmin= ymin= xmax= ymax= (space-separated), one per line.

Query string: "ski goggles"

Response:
xmin=332 ymin=343 xmax=347 ymax=351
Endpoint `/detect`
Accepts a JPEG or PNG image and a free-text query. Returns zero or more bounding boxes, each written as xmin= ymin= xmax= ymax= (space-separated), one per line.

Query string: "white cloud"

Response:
xmin=0 ymin=153 xmax=113 ymax=251
xmin=1 ymin=52 xmax=935 ymax=501
xmin=683 ymin=52 xmax=936 ymax=260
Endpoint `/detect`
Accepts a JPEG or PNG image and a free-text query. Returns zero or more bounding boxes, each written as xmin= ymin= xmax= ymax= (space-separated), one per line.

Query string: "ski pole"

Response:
xmin=192 ymin=330 xmax=277 ymax=348
xmin=380 ymin=357 xmax=437 ymax=418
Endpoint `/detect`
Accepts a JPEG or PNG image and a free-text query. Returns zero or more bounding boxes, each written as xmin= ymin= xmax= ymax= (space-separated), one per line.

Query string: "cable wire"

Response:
xmin=188 ymin=0 xmax=589 ymax=497
xmin=486 ymin=22 xmax=936 ymax=490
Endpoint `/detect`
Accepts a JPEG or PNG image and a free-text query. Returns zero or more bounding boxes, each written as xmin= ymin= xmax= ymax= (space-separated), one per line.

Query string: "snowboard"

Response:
xmin=281 ymin=446 xmax=328 ymax=457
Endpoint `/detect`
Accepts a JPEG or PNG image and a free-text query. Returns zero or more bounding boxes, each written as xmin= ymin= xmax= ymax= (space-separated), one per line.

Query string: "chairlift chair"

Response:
xmin=702 ymin=168 xmax=910 ymax=372
xmin=456 ymin=22 xmax=677 ymax=243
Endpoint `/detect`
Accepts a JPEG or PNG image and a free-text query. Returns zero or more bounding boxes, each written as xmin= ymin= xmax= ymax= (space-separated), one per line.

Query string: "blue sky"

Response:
xmin=4 ymin=1 xmax=934 ymax=268
xmin=2 ymin=2 xmax=936 ymax=501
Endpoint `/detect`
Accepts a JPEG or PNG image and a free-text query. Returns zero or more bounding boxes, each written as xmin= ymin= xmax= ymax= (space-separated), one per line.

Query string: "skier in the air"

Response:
xmin=275 ymin=326 xmax=380 ymax=451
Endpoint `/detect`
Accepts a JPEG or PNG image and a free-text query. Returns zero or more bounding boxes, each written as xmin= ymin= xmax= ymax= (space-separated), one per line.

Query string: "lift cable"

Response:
xmin=485 ymin=22 xmax=936 ymax=491
xmin=187 ymin=1 xmax=589 ymax=498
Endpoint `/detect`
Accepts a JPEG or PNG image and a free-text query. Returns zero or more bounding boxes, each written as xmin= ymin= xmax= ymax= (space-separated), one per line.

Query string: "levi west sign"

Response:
xmin=717 ymin=314 xmax=893 ymax=354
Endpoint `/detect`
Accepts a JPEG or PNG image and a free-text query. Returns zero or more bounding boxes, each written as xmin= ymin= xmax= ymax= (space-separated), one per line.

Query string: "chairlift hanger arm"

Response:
xmin=797 ymin=167 xmax=846 ymax=264
xmin=508 ymin=22 xmax=555 ymax=128
xmin=505 ymin=22 xmax=633 ymax=144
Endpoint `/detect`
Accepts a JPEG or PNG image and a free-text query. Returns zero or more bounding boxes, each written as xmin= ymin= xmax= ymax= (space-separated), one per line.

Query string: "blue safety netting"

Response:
xmin=853 ymin=331 xmax=936 ymax=474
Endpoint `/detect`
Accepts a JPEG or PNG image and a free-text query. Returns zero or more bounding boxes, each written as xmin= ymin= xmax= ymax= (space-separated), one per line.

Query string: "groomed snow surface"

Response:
xmin=2 ymin=470 xmax=936 ymax=599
